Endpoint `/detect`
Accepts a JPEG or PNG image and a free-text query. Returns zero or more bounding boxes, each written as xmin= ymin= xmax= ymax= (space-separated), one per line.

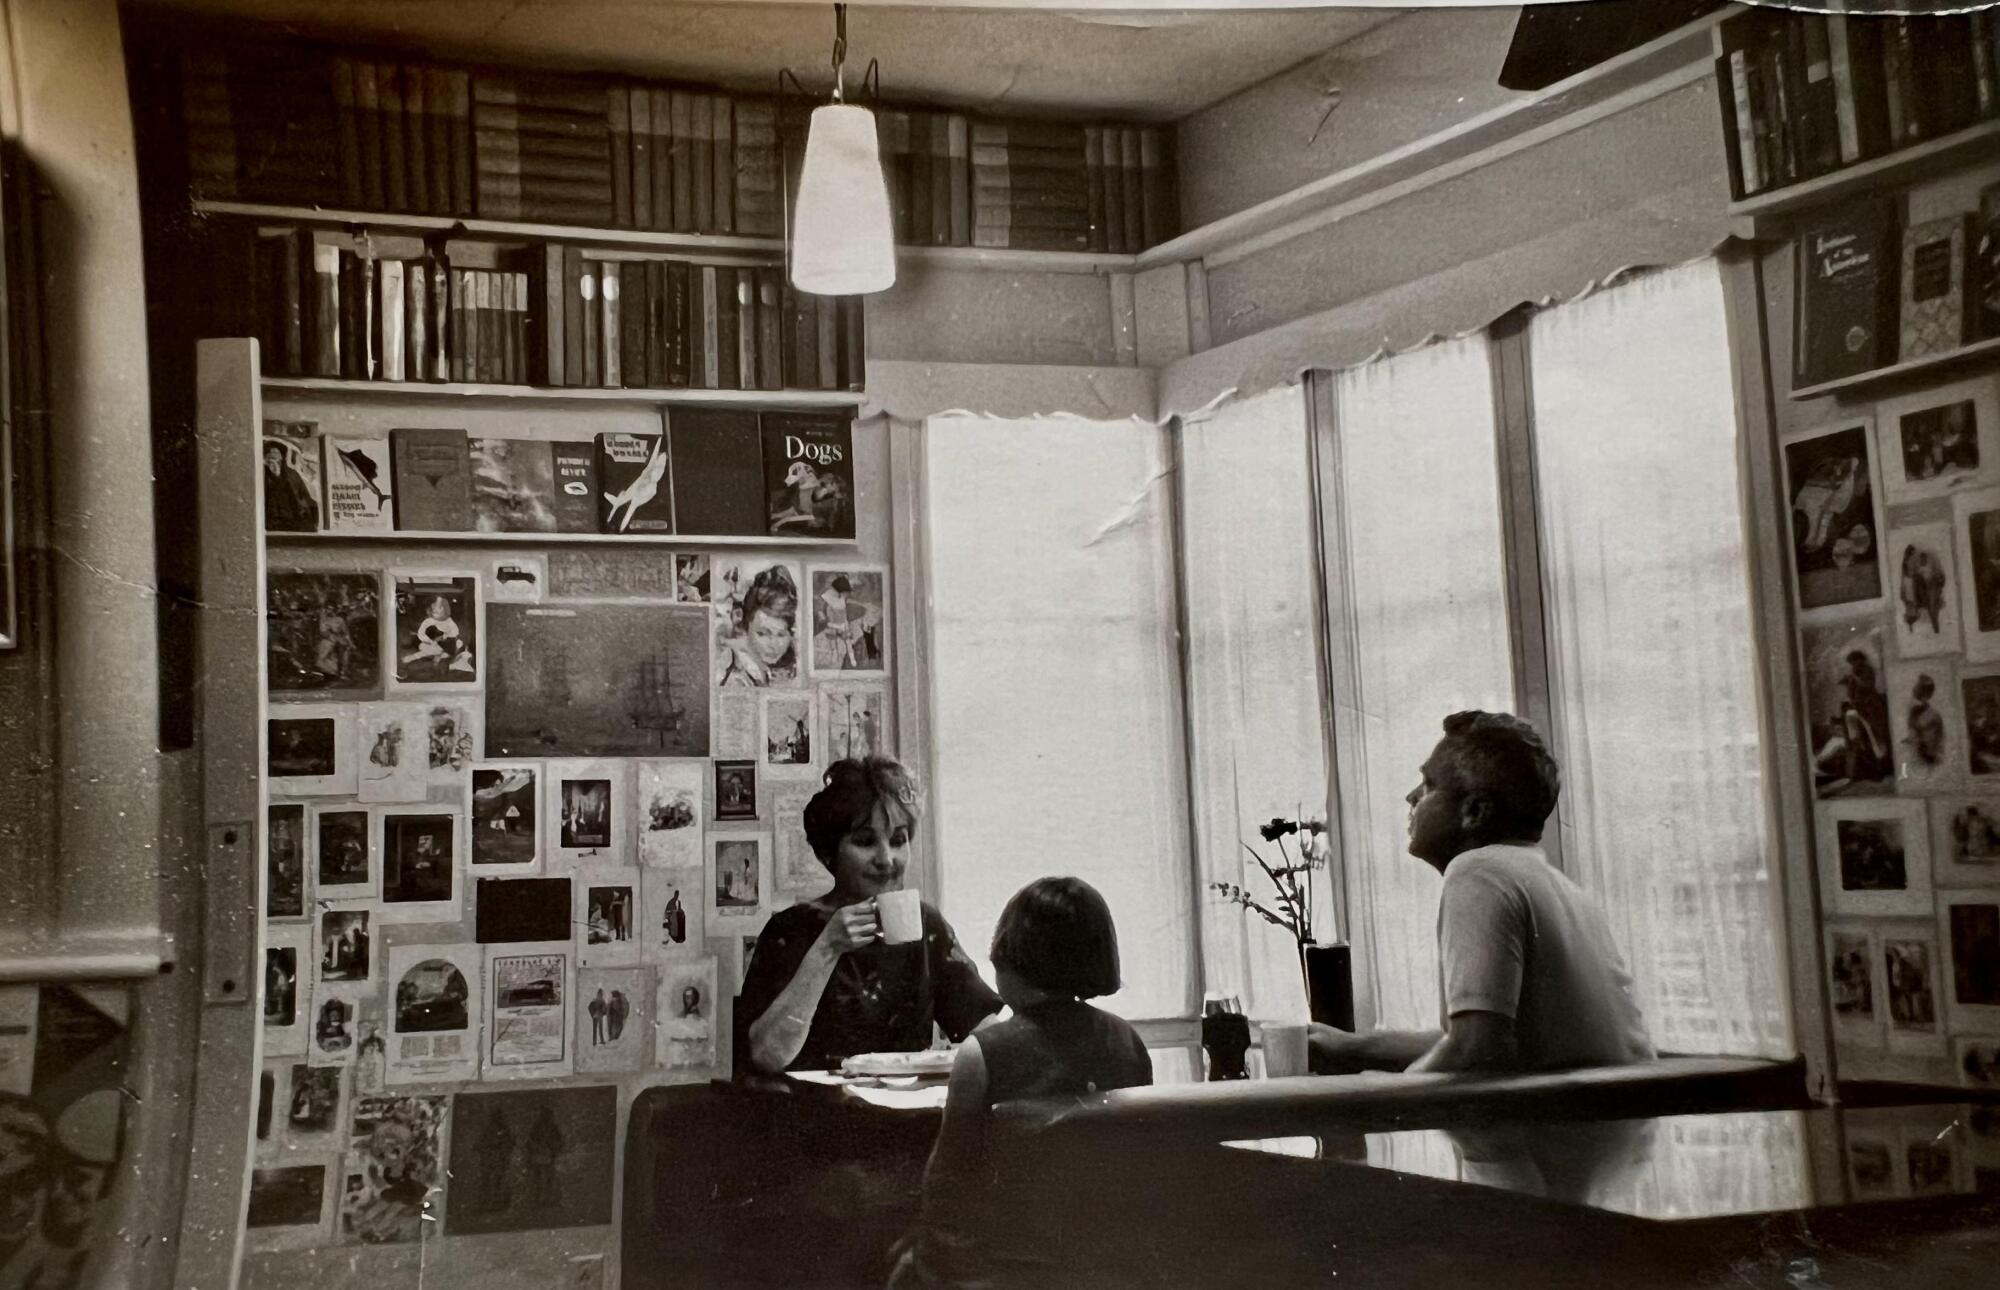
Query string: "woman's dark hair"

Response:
xmin=1434 ymin=710 xmax=1562 ymax=842
xmin=803 ymin=757 xmax=922 ymax=864
xmin=990 ymin=877 xmax=1122 ymax=1000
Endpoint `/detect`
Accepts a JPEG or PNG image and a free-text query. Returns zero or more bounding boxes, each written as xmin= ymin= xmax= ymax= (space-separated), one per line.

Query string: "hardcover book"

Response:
xmin=390 ymin=426 xmax=472 ymax=532
xmin=469 ymin=437 xmax=560 ymax=533
xmin=595 ymin=432 xmax=675 ymax=534
xmin=761 ymin=413 xmax=855 ymax=539
xmin=1794 ymin=203 xmax=1897 ymax=389
xmin=323 ymin=434 xmax=395 ymax=533
xmin=1900 ymin=214 xmax=1971 ymax=361
xmin=668 ymin=407 xmax=763 ymax=537
xmin=262 ymin=419 xmax=323 ymax=534
xmin=550 ymin=441 xmax=600 ymax=534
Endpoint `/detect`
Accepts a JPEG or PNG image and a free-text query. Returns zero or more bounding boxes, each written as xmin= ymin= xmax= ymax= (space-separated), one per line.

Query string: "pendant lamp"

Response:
xmin=788 ymin=5 xmax=896 ymax=296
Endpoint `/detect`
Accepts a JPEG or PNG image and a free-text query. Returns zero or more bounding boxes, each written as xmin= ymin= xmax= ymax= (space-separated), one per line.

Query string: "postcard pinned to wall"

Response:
xmin=340 ymin=1093 xmax=448 ymax=1244
xmin=761 ymin=690 xmax=817 ymax=780
xmin=1783 ymin=418 xmax=1886 ymax=614
xmin=1826 ymin=924 xmax=1882 ymax=1051
xmin=547 ymin=759 xmax=630 ymax=868
xmin=642 ymin=866 xmax=704 ymax=960
xmin=673 ymin=553 xmax=711 ymax=604
xmin=264 ymin=923 xmax=311 ymax=1059
xmin=1939 ymin=891 xmax=2000 ymax=1033
xmin=1933 ymin=796 xmax=2000 ymax=886
xmin=385 ymin=942 xmax=482 ymax=1085
xmin=708 ymin=833 xmax=770 ymax=929
xmin=468 ymin=761 xmax=542 ymax=874
xmin=308 ymin=981 xmax=370 ymax=1069
xmin=715 ymin=691 xmax=759 ymax=759
xmin=576 ymin=866 xmax=644 ymax=968
xmin=268 ymin=803 xmax=309 ymax=920
xmin=485 ymin=553 xmax=547 ymax=604
xmin=576 ymin=966 xmax=653 ymax=1075
xmin=1881 ymin=923 xmax=1948 ymax=1057
xmin=378 ymin=807 xmax=463 ymax=923
xmin=772 ymin=785 xmax=831 ymax=901
xmin=712 ymin=556 xmax=804 ymax=688
xmin=445 ymin=1086 xmax=615 ymax=1236
xmin=807 ymin=564 xmax=889 ymax=679
xmin=486 ymin=603 xmax=711 ymax=758
xmin=313 ymin=805 xmax=375 ymax=901
xmin=267 ymin=571 xmax=382 ymax=699
xmin=269 ymin=703 xmax=358 ymax=796
xmin=635 ymin=759 xmax=704 ymax=869
xmin=389 ymin=571 xmax=482 ymax=691
xmin=246 ymin=1160 xmax=338 ymax=1251
xmin=1878 ymin=376 xmax=1999 ymax=505
xmin=1959 ymin=664 xmax=2000 ymax=780
xmin=1817 ymin=798 xmax=1933 ymax=917
xmin=1886 ymin=659 xmax=1964 ymax=793
xmin=822 ymin=685 xmax=889 ymax=763
xmin=484 ymin=943 xmax=574 ymax=1081
xmin=315 ymin=906 xmax=375 ymax=988
xmin=1800 ymin=615 xmax=1894 ymax=799
xmin=1886 ymin=521 xmax=1964 ymax=661
xmin=713 ymin=758 xmax=758 ymax=823
xmin=656 ymin=956 xmax=719 ymax=1071
xmin=280 ymin=1062 xmax=346 ymax=1155
xmin=423 ymin=696 xmax=483 ymax=784
xmin=356 ymin=702 xmax=432 ymax=803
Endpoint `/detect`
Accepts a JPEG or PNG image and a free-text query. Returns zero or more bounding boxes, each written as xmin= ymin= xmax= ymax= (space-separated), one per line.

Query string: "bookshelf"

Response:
xmin=265 ymin=529 xmax=853 ymax=548
xmin=1788 ymin=335 xmax=2000 ymax=401
xmin=262 ymin=375 xmax=863 ymax=407
xmin=1729 ymin=117 xmax=2000 ymax=238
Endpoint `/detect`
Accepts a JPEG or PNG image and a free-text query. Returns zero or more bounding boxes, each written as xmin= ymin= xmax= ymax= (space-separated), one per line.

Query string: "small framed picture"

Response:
xmin=378 ymin=807 xmax=462 ymax=923
xmin=1816 ymin=798 xmax=1932 ymax=917
xmin=822 ymin=685 xmax=889 ymax=764
xmin=267 ymin=803 xmax=310 ymax=921
xmin=1877 ymin=376 xmax=1999 ymax=504
xmin=313 ymin=806 xmax=375 ymax=902
xmin=1886 ymin=521 xmax=1964 ymax=660
xmin=707 ymin=833 xmax=770 ymax=928
xmin=355 ymin=702 xmax=431 ymax=804
xmin=673 ymin=553 xmax=711 ymax=605
xmin=420 ymin=696 xmax=482 ymax=785
xmin=268 ymin=703 xmax=358 ymax=796
xmin=575 ymin=866 xmax=644 ymax=968
xmin=1826 ymin=923 xmax=1882 ymax=1051
xmin=389 ymin=571 xmax=482 ymax=690
xmin=1953 ymin=487 xmax=2000 ymax=663
xmin=656 ymin=956 xmax=719 ymax=1071
xmin=1881 ymin=924 xmax=1947 ymax=1056
xmin=266 ymin=571 xmax=383 ymax=699
xmin=760 ymin=690 xmax=817 ymax=780
xmin=483 ymin=942 xmax=575 ymax=1081
xmin=713 ymin=759 xmax=759 ymax=823
xmin=315 ymin=906 xmax=375 ymax=988
xmin=1939 ymin=890 xmax=2000 ymax=1033
xmin=468 ymin=762 xmax=542 ymax=875
xmin=306 ymin=983 xmax=368 ymax=1069
xmin=635 ymin=760 xmax=704 ymax=870
xmin=806 ymin=564 xmax=889 ymax=679
xmin=547 ymin=760 xmax=629 ymax=867
xmin=1886 ymin=659 xmax=1964 ymax=793
xmin=263 ymin=922 xmax=311 ymax=1059
xmin=245 ymin=1160 xmax=339 ymax=1252
xmin=1800 ymin=615 xmax=1894 ymax=799
xmin=1783 ymin=417 xmax=1886 ymax=614
xmin=643 ymin=865 xmax=704 ymax=959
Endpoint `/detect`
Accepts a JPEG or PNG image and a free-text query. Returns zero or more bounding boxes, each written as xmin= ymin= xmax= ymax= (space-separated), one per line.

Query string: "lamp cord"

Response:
xmin=832 ymin=4 xmax=848 ymax=103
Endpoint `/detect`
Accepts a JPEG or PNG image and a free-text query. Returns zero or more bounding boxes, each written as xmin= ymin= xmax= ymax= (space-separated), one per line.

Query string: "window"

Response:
xmin=924 ymin=414 xmax=1195 ymax=1022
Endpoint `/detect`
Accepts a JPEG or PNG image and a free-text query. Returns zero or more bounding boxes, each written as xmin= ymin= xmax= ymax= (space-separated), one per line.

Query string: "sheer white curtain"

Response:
xmin=1179 ymin=384 xmax=1330 ymax=1022
xmin=1325 ymin=337 xmax=1515 ymax=1032
xmin=925 ymin=414 xmax=1194 ymax=1021
xmin=1528 ymin=260 xmax=1790 ymax=1058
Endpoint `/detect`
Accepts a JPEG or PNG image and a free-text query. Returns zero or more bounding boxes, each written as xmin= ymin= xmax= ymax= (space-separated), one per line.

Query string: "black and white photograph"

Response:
xmin=1935 ymin=797 xmax=2000 ymax=887
xmin=1827 ymin=926 xmax=1877 ymax=1048
xmin=341 ymin=1094 xmax=447 ymax=1244
xmin=1783 ymin=420 xmax=1884 ymax=612
xmin=642 ymin=866 xmax=702 ymax=959
xmin=576 ymin=967 xmax=652 ymax=1075
xmin=379 ymin=809 xmax=460 ymax=921
xmin=1942 ymin=895 xmax=2000 ymax=1031
xmin=1960 ymin=669 xmax=2000 ymax=778
xmin=636 ymin=760 xmax=702 ymax=870
xmin=261 ymin=424 xmax=321 ymax=533
xmin=1800 ymin=618 xmax=1893 ymax=798
xmin=317 ymin=909 xmax=372 ymax=985
xmin=548 ymin=760 xmax=627 ymax=865
xmin=1883 ymin=930 xmax=1945 ymax=1055
xmin=674 ymin=553 xmax=711 ymax=605
xmin=474 ymin=877 xmax=574 ymax=945
xmin=577 ymin=867 xmax=642 ymax=969
xmin=486 ymin=603 xmax=711 ymax=757
xmin=313 ymin=807 xmax=373 ymax=899
xmin=708 ymin=834 xmax=767 ymax=925
xmin=1954 ymin=486 xmax=2000 ymax=664
xmin=263 ymin=924 xmax=310 ymax=1059
xmin=356 ymin=701 xmax=430 ymax=803
xmin=469 ymin=762 xmax=541 ymax=873
xmin=425 ymin=698 xmax=482 ymax=782
xmin=656 ymin=957 xmax=719 ymax=1070
xmin=562 ymin=778 xmax=613 ymax=850
xmin=267 ymin=803 xmax=307 ymax=920
xmin=1879 ymin=378 xmax=1998 ymax=505
xmin=267 ymin=572 xmax=381 ymax=696
xmin=386 ymin=942 xmax=481 ymax=1085
xmin=761 ymin=690 xmax=815 ymax=777
xmin=246 ymin=1164 xmax=329 ymax=1234
xmin=390 ymin=573 xmax=481 ymax=688
xmin=484 ymin=945 xmax=573 ymax=1079
xmin=1885 ymin=660 xmax=1963 ymax=794
xmin=268 ymin=704 xmax=358 ymax=796
xmin=309 ymin=984 xmax=364 ymax=1067
xmin=713 ymin=759 xmax=758 ymax=822
xmin=808 ymin=565 xmax=888 ymax=678
xmin=1887 ymin=521 xmax=1963 ymax=661
xmin=445 ymin=1086 xmax=615 ymax=1236
xmin=822 ymin=686 xmax=889 ymax=763
xmin=712 ymin=557 xmax=803 ymax=689
xmin=1816 ymin=798 xmax=1932 ymax=918
xmin=285 ymin=1063 xmax=343 ymax=1148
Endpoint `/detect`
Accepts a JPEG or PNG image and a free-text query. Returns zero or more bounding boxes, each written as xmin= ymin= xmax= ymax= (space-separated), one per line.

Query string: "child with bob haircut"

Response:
xmin=889 ymin=876 xmax=1151 ymax=1289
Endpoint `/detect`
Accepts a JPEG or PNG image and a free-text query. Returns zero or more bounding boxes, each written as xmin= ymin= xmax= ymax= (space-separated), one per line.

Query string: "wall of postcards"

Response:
xmin=1782 ymin=365 xmax=2000 ymax=1097
xmin=246 ymin=397 xmax=893 ymax=1280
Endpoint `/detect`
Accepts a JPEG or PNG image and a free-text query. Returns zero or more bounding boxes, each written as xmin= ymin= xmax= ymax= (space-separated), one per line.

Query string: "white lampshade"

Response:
xmin=790 ymin=103 xmax=897 ymax=296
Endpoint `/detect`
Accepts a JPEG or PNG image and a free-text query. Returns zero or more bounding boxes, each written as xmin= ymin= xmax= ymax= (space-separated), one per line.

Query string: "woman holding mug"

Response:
xmin=740 ymin=757 xmax=1002 ymax=1073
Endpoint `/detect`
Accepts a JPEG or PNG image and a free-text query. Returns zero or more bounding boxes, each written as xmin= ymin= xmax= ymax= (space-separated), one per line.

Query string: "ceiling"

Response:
xmin=124 ymin=1 xmax=1406 ymax=120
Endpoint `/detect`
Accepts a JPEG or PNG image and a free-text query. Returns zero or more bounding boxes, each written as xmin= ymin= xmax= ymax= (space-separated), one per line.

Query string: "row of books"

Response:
xmin=177 ymin=42 xmax=1180 ymax=251
xmin=874 ymin=114 xmax=1173 ymax=254
xmin=1717 ymin=10 xmax=2000 ymax=200
xmin=1791 ymin=185 xmax=2000 ymax=389
xmin=244 ymin=227 xmax=865 ymax=392
xmin=265 ymin=411 xmax=856 ymax=539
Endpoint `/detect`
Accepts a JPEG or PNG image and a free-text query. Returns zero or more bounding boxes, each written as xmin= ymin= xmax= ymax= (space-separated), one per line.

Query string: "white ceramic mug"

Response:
xmin=876 ymin=888 xmax=923 ymax=945
xmin=1263 ymin=1023 xmax=1310 ymax=1078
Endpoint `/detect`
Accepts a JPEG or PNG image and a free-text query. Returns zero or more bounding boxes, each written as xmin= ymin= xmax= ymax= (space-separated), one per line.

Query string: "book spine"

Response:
xmin=1973 ymin=13 xmax=1998 ymax=118
xmin=665 ymin=260 xmax=691 ymax=388
xmin=712 ymin=95 xmax=734 ymax=234
xmin=715 ymin=266 xmax=739 ymax=391
xmin=311 ymin=241 xmax=341 ymax=377
xmin=735 ymin=269 xmax=755 ymax=390
xmin=1725 ymin=50 xmax=1763 ymax=195
xmin=355 ymin=62 xmax=384 ymax=210
xmin=839 ymin=297 xmax=865 ymax=393
xmin=947 ymin=114 xmax=970 ymax=247
xmin=449 ymin=268 xmax=468 ymax=382
xmin=425 ymin=67 xmax=452 ymax=216
xmin=699 ymin=264 xmax=720 ymax=389
xmin=601 ymin=262 xmax=622 ymax=388
xmin=608 ymin=84 xmax=632 ymax=228
xmin=650 ymin=88 xmax=673 ymax=232
xmin=403 ymin=66 xmax=430 ymax=214
xmin=1884 ymin=17 xmax=1916 ymax=146
xmin=788 ymin=284 xmax=816 ymax=389
xmin=580 ymin=257 xmax=601 ymax=388
xmin=620 ymin=257 xmax=648 ymax=388
xmin=1084 ymin=127 xmax=1106 ymax=251
xmin=643 ymin=259 xmax=664 ymax=388
xmin=691 ymin=94 xmax=715 ymax=232
xmin=540 ymin=244 xmax=566 ymax=386
xmin=1140 ymin=128 xmax=1169 ymax=248
xmin=1825 ymin=17 xmax=1861 ymax=167
xmin=1102 ymin=126 xmax=1127 ymax=252
xmin=1120 ymin=128 xmax=1144 ymax=250
xmin=406 ymin=256 xmax=428 ymax=383
xmin=379 ymin=259 xmax=406 ymax=381
xmin=630 ymin=86 xmax=654 ymax=231
xmin=380 ymin=63 xmax=408 ymax=210
xmin=360 ymin=253 xmax=378 ymax=380
xmin=277 ymin=230 xmax=304 ymax=376
xmin=450 ymin=70 xmax=475 ymax=215
xmin=757 ymin=268 xmax=783 ymax=392
xmin=429 ymin=256 xmax=449 ymax=381
xmin=908 ymin=110 xmax=932 ymax=246
xmin=815 ymin=294 xmax=838 ymax=390
xmin=332 ymin=58 xmax=363 ymax=207
xmin=562 ymin=247 xmax=584 ymax=386
xmin=670 ymin=91 xmax=694 ymax=232
xmin=929 ymin=113 xmax=951 ymax=246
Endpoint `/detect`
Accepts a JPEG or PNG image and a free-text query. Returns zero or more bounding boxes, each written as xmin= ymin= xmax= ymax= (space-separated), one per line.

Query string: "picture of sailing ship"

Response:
xmin=486 ymin=603 xmax=710 ymax=757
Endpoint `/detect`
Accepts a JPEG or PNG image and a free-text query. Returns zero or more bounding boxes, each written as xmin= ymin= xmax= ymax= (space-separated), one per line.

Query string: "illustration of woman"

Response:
xmin=813 ymin=575 xmax=883 ymax=672
xmin=716 ymin=565 xmax=798 ymax=687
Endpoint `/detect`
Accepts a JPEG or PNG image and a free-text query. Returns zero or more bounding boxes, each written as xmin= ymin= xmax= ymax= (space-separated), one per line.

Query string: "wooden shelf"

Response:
xmin=266 ymin=529 xmax=852 ymax=548
xmin=1790 ymin=336 xmax=2000 ymax=401
xmin=260 ymin=376 xmax=863 ymax=407
xmin=1730 ymin=118 xmax=2000 ymax=238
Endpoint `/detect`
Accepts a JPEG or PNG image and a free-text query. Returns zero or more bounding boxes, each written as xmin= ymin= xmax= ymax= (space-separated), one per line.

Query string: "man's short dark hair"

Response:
xmin=1434 ymin=711 xmax=1562 ymax=841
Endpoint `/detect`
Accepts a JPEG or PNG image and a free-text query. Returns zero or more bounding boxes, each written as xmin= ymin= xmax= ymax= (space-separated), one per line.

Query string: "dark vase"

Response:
xmin=1304 ymin=942 xmax=1355 ymax=1032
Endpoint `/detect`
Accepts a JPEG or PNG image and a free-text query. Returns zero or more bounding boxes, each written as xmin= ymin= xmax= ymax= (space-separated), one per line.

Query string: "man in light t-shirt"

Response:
xmin=1308 ymin=711 xmax=1653 ymax=1075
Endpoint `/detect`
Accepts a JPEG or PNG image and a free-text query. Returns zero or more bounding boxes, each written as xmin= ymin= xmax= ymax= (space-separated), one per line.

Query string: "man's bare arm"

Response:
xmin=1407 ymin=1011 xmax=1518 ymax=1073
